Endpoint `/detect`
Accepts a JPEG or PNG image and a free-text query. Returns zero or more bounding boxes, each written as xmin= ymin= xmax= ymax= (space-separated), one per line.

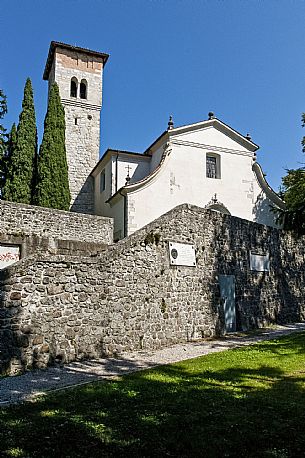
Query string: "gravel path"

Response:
xmin=1 ymin=322 xmax=305 ymax=407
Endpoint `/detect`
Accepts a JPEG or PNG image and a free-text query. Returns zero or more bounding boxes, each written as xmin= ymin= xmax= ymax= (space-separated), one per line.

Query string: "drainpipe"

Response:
xmin=115 ymin=152 xmax=119 ymax=193
xmin=119 ymin=190 xmax=127 ymax=238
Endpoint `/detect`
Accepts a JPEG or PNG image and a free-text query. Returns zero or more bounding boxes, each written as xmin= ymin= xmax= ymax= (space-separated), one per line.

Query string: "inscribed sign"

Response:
xmin=168 ymin=242 xmax=196 ymax=267
xmin=249 ymin=252 xmax=270 ymax=272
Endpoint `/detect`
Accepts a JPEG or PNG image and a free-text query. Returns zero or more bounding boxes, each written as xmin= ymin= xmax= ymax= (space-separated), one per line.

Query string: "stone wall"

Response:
xmin=0 ymin=200 xmax=113 ymax=258
xmin=1 ymin=204 xmax=305 ymax=375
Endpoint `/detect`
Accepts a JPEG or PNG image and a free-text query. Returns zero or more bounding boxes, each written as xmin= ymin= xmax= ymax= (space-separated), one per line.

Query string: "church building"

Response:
xmin=44 ymin=41 xmax=285 ymax=240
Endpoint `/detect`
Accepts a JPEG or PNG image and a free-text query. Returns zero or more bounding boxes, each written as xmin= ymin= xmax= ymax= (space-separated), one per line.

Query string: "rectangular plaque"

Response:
xmin=168 ymin=242 xmax=196 ymax=267
xmin=0 ymin=244 xmax=20 ymax=269
xmin=250 ymin=252 xmax=269 ymax=272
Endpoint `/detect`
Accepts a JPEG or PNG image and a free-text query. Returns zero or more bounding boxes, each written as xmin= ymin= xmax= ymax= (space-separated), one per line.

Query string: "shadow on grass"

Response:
xmin=0 ymin=356 xmax=158 ymax=406
xmin=1 ymin=334 xmax=305 ymax=458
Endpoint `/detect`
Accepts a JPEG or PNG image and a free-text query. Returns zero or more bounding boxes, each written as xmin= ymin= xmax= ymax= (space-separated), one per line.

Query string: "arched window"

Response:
xmin=70 ymin=77 xmax=78 ymax=98
xmin=80 ymin=79 xmax=87 ymax=99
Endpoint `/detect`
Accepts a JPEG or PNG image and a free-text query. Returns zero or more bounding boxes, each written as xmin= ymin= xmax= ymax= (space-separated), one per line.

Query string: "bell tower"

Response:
xmin=43 ymin=41 xmax=109 ymax=214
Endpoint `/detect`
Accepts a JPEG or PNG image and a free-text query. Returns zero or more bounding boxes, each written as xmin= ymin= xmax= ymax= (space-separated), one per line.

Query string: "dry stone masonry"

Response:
xmin=0 ymin=199 xmax=113 ymax=259
xmin=1 ymin=204 xmax=305 ymax=375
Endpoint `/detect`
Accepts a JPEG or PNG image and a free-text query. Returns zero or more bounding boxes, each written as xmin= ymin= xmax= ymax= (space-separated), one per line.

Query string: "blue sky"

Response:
xmin=1 ymin=0 xmax=305 ymax=190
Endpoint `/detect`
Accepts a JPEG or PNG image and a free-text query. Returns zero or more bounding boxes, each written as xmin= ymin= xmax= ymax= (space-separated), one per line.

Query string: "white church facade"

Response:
xmin=44 ymin=42 xmax=285 ymax=240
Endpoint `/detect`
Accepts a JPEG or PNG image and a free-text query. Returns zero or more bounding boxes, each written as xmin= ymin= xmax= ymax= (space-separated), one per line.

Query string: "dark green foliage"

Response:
xmin=2 ymin=78 xmax=37 ymax=203
xmin=276 ymin=114 xmax=305 ymax=235
xmin=34 ymin=83 xmax=71 ymax=210
xmin=277 ymin=201 xmax=305 ymax=236
xmin=0 ymin=89 xmax=7 ymax=150
xmin=0 ymin=89 xmax=7 ymax=118
xmin=282 ymin=167 xmax=305 ymax=208
xmin=0 ymin=123 xmax=17 ymax=196
xmin=276 ymin=167 xmax=305 ymax=235
xmin=0 ymin=89 xmax=8 ymax=195
xmin=302 ymin=113 xmax=305 ymax=153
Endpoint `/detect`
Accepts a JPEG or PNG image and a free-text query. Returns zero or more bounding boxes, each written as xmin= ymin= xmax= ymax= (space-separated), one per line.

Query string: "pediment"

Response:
xmin=169 ymin=118 xmax=258 ymax=153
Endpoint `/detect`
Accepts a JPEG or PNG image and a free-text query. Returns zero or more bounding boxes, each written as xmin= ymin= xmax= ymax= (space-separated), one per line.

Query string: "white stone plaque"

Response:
xmin=168 ymin=242 xmax=196 ymax=267
xmin=0 ymin=244 xmax=20 ymax=269
xmin=250 ymin=252 xmax=269 ymax=272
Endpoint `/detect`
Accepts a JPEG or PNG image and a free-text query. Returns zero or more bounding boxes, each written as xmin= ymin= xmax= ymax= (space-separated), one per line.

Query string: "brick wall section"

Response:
xmin=0 ymin=200 xmax=113 ymax=253
xmin=1 ymin=204 xmax=305 ymax=375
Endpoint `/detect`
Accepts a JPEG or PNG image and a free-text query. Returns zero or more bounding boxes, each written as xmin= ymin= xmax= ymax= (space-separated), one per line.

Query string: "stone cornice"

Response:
xmin=61 ymin=98 xmax=101 ymax=111
xmin=43 ymin=41 xmax=109 ymax=80
xmin=172 ymin=139 xmax=254 ymax=157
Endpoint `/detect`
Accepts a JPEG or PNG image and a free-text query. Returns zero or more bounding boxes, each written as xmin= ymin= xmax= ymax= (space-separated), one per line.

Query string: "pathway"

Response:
xmin=1 ymin=322 xmax=305 ymax=407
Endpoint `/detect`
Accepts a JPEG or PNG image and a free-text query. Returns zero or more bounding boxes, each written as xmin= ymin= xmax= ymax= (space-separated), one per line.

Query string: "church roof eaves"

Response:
xmin=143 ymin=118 xmax=259 ymax=155
xmin=143 ymin=131 xmax=169 ymax=155
xmin=43 ymin=41 xmax=109 ymax=80
xmin=169 ymin=118 xmax=259 ymax=152
xmin=107 ymin=143 xmax=172 ymax=205
xmin=90 ymin=149 xmax=147 ymax=176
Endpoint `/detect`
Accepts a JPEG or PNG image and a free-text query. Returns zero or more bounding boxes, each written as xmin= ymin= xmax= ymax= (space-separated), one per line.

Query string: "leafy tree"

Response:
xmin=277 ymin=167 xmax=305 ymax=236
xmin=34 ymin=82 xmax=71 ymax=210
xmin=2 ymin=78 xmax=37 ymax=203
xmin=1 ymin=123 xmax=17 ymax=196
xmin=277 ymin=116 xmax=305 ymax=235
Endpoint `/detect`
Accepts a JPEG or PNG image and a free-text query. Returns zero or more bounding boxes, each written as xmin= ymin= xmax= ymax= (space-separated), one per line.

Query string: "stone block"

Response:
xmin=10 ymin=292 xmax=21 ymax=301
xmin=33 ymin=335 xmax=44 ymax=345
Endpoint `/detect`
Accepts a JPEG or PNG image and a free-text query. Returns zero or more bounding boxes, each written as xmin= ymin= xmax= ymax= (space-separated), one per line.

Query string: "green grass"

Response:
xmin=1 ymin=333 xmax=305 ymax=457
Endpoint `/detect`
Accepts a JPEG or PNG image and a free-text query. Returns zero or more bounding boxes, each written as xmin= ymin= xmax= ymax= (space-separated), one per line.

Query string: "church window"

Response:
xmin=100 ymin=170 xmax=105 ymax=192
xmin=70 ymin=78 xmax=77 ymax=98
xmin=80 ymin=80 xmax=87 ymax=99
xmin=206 ymin=154 xmax=220 ymax=179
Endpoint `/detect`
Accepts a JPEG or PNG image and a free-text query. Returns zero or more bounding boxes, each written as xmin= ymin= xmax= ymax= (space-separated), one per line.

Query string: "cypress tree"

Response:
xmin=34 ymin=82 xmax=71 ymax=210
xmin=0 ymin=89 xmax=8 ymax=196
xmin=3 ymin=79 xmax=37 ymax=203
xmin=0 ymin=89 xmax=7 ymax=153
xmin=1 ymin=123 xmax=17 ymax=198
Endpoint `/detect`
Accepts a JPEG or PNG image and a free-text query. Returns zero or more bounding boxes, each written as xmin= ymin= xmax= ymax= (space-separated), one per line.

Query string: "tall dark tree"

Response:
xmin=277 ymin=167 xmax=305 ymax=236
xmin=34 ymin=82 xmax=71 ymax=210
xmin=0 ymin=89 xmax=7 ymax=140
xmin=1 ymin=123 xmax=17 ymax=196
xmin=0 ymin=90 xmax=8 ymax=195
xmin=2 ymin=78 xmax=37 ymax=203
xmin=276 ymin=114 xmax=305 ymax=235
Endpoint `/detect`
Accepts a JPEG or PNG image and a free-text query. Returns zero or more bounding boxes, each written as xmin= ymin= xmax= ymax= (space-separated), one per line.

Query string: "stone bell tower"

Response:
xmin=43 ymin=41 xmax=109 ymax=214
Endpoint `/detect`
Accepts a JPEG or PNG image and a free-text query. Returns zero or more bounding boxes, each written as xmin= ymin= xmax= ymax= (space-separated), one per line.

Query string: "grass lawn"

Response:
xmin=1 ymin=332 xmax=305 ymax=458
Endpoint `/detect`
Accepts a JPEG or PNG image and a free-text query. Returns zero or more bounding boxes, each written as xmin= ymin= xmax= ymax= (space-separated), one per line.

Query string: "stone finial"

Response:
xmin=208 ymin=112 xmax=215 ymax=120
xmin=245 ymin=133 xmax=252 ymax=141
xmin=212 ymin=193 xmax=218 ymax=204
xmin=167 ymin=115 xmax=174 ymax=130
